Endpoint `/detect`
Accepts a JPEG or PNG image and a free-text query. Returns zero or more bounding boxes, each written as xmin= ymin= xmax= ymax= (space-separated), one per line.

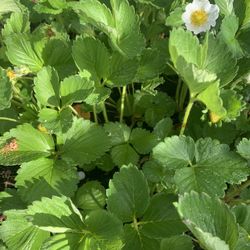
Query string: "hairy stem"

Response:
xmin=179 ymin=99 xmax=194 ymax=135
xmin=120 ymin=86 xmax=126 ymax=123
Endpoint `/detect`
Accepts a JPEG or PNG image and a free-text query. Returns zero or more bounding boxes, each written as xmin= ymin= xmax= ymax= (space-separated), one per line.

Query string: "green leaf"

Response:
xmin=110 ymin=0 xmax=145 ymax=58
xmin=38 ymin=108 xmax=73 ymax=134
xmin=60 ymin=75 xmax=94 ymax=107
xmin=42 ymin=39 xmax=75 ymax=79
xmin=27 ymin=196 xmax=85 ymax=233
xmin=232 ymin=205 xmax=250 ymax=234
xmin=161 ymin=235 xmax=193 ymax=250
xmin=104 ymin=122 xmax=131 ymax=146
xmin=42 ymin=210 xmax=123 ymax=249
xmin=5 ymin=34 xmax=43 ymax=72
xmin=153 ymin=117 xmax=173 ymax=140
xmin=214 ymin=0 xmax=234 ymax=16
xmin=34 ymin=66 xmax=60 ymax=107
xmin=220 ymin=89 xmax=244 ymax=121
xmin=165 ymin=7 xmax=184 ymax=27
xmin=61 ymin=118 xmax=111 ymax=165
xmin=0 ymin=123 xmax=54 ymax=165
xmin=153 ymin=136 xmax=195 ymax=169
xmin=15 ymin=158 xmax=78 ymax=203
xmin=107 ymin=165 xmax=150 ymax=222
xmin=140 ymin=193 xmax=186 ymax=238
xmin=135 ymin=48 xmax=165 ymax=81
xmin=75 ymin=181 xmax=106 ymax=211
xmin=0 ymin=210 xmax=49 ymax=250
xmin=0 ymin=68 xmax=12 ymax=110
xmin=196 ymin=82 xmax=226 ymax=117
xmin=122 ymin=224 xmax=160 ymax=250
xmin=130 ymin=128 xmax=158 ymax=154
xmin=0 ymin=189 xmax=25 ymax=212
xmin=0 ymin=0 xmax=21 ymax=15
xmin=237 ymin=138 xmax=250 ymax=160
xmin=219 ymin=15 xmax=243 ymax=58
xmin=169 ymin=28 xmax=202 ymax=67
xmin=107 ymin=52 xmax=138 ymax=86
xmin=153 ymin=136 xmax=249 ymax=197
xmin=176 ymin=57 xmax=218 ymax=97
xmin=70 ymin=0 xmax=114 ymax=34
xmin=176 ymin=191 xmax=239 ymax=250
xmin=111 ymin=144 xmax=139 ymax=167
xmin=238 ymin=28 xmax=250 ymax=56
xmin=2 ymin=12 xmax=30 ymax=38
xmin=72 ymin=36 xmax=110 ymax=82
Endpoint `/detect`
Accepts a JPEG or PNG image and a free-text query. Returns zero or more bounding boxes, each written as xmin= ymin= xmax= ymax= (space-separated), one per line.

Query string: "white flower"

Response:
xmin=182 ymin=0 xmax=219 ymax=34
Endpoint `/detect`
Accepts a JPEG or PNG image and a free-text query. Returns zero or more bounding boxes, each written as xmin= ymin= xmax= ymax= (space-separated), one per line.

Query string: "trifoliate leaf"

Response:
xmin=130 ymin=128 xmax=158 ymax=154
xmin=140 ymin=193 xmax=186 ymax=238
xmin=176 ymin=191 xmax=239 ymax=250
xmin=0 ymin=123 xmax=54 ymax=165
xmin=75 ymin=181 xmax=106 ymax=211
xmin=0 ymin=210 xmax=49 ymax=250
xmin=0 ymin=68 xmax=12 ymax=110
xmin=107 ymin=165 xmax=150 ymax=222
xmin=72 ymin=36 xmax=110 ymax=82
xmin=61 ymin=118 xmax=111 ymax=165
xmin=5 ymin=34 xmax=43 ymax=72
xmin=27 ymin=196 xmax=85 ymax=233
xmin=160 ymin=235 xmax=193 ymax=250
xmin=34 ymin=66 xmax=60 ymax=107
xmin=153 ymin=136 xmax=249 ymax=197
xmin=15 ymin=158 xmax=78 ymax=203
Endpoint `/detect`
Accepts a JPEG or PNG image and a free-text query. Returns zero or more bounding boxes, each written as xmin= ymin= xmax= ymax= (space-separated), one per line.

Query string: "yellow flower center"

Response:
xmin=6 ymin=69 xmax=16 ymax=80
xmin=190 ymin=10 xmax=208 ymax=26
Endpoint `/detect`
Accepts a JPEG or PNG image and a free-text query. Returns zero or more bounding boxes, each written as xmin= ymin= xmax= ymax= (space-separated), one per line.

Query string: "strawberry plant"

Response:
xmin=0 ymin=0 xmax=250 ymax=249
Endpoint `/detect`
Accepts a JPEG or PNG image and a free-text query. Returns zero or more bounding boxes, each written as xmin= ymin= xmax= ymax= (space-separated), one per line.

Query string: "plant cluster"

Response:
xmin=0 ymin=0 xmax=250 ymax=249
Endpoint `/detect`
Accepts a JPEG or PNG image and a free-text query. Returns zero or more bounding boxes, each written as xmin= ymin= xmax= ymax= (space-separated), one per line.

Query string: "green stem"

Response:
xmin=179 ymin=99 xmax=194 ymax=135
xmin=175 ymin=78 xmax=181 ymax=109
xmin=102 ymin=102 xmax=109 ymax=123
xmin=93 ymin=105 xmax=98 ymax=124
xmin=68 ymin=105 xmax=80 ymax=117
xmin=179 ymin=83 xmax=188 ymax=111
xmin=120 ymin=86 xmax=127 ymax=123
xmin=0 ymin=117 xmax=19 ymax=123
